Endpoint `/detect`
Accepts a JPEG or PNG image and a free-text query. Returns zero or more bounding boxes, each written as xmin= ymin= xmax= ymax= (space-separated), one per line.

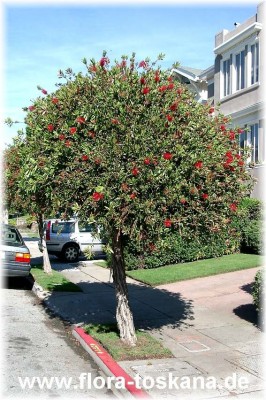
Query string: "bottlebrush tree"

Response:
xmin=20 ymin=52 xmax=252 ymax=345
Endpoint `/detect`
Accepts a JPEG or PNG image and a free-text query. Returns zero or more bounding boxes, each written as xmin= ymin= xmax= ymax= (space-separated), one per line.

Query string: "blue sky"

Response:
xmin=2 ymin=0 xmax=258 ymax=146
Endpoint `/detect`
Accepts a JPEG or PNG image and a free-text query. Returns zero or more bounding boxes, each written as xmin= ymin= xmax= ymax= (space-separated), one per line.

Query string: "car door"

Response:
xmin=49 ymin=221 xmax=76 ymax=251
xmin=77 ymin=222 xmax=103 ymax=253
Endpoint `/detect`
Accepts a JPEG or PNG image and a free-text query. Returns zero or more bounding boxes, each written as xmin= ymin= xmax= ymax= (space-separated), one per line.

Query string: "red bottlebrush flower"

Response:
xmin=41 ymin=89 xmax=48 ymax=95
xmin=81 ymin=155 xmax=89 ymax=161
xmin=170 ymin=102 xmax=178 ymax=111
xmin=163 ymin=152 xmax=173 ymax=160
xmin=65 ymin=140 xmax=71 ymax=147
xmin=144 ymin=158 xmax=151 ymax=165
xmin=92 ymin=192 xmax=104 ymax=201
xmin=225 ymin=151 xmax=234 ymax=164
xmin=202 ymin=193 xmax=209 ymax=200
xmin=139 ymin=60 xmax=147 ymax=68
xmin=94 ymin=158 xmax=101 ymax=165
xmin=167 ymin=76 xmax=173 ymax=82
xmin=47 ymin=124 xmax=54 ymax=132
xmin=166 ymin=114 xmax=173 ymax=122
xmin=220 ymin=124 xmax=226 ymax=131
xmin=59 ymin=134 xmax=65 ymax=141
xmin=111 ymin=118 xmax=119 ymax=124
xmin=158 ymin=85 xmax=168 ymax=92
xmin=140 ymin=77 xmax=146 ymax=85
xmin=130 ymin=193 xmax=137 ymax=199
xmin=194 ymin=160 xmax=203 ymax=169
xmin=76 ymin=116 xmax=85 ymax=124
xmin=235 ymin=154 xmax=241 ymax=159
xmin=132 ymin=167 xmax=139 ymax=176
xmin=164 ymin=219 xmax=172 ymax=228
xmin=28 ymin=105 xmax=35 ymax=111
xmin=180 ymin=198 xmax=187 ymax=204
xmin=154 ymin=73 xmax=160 ymax=82
xmin=229 ymin=130 xmax=235 ymax=140
xmin=142 ymin=87 xmax=150 ymax=95
xmin=52 ymin=97 xmax=59 ymax=104
xmin=238 ymin=128 xmax=244 ymax=134
xmin=209 ymin=107 xmax=215 ymax=114
xmin=177 ymin=88 xmax=183 ymax=95
xmin=88 ymin=131 xmax=96 ymax=138
xmin=69 ymin=127 xmax=77 ymax=135
xmin=99 ymin=57 xmax=108 ymax=67
xmin=167 ymin=83 xmax=174 ymax=90
xmin=238 ymin=160 xmax=244 ymax=166
xmin=229 ymin=203 xmax=237 ymax=212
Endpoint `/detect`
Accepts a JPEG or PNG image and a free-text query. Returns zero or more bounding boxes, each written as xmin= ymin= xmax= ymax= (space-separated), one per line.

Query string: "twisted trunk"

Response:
xmin=37 ymin=213 xmax=52 ymax=274
xmin=111 ymin=228 xmax=137 ymax=346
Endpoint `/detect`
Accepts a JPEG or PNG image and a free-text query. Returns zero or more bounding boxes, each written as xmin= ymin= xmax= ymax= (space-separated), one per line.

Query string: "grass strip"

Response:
xmin=83 ymin=323 xmax=173 ymax=361
xmin=31 ymin=265 xmax=82 ymax=292
xmin=126 ymin=253 xmax=263 ymax=286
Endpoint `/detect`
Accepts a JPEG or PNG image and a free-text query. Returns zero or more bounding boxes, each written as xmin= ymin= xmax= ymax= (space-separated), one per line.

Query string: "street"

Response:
xmin=2 ymin=276 xmax=114 ymax=399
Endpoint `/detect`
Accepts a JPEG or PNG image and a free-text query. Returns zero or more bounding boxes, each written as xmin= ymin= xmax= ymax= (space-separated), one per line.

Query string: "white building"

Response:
xmin=171 ymin=2 xmax=265 ymax=200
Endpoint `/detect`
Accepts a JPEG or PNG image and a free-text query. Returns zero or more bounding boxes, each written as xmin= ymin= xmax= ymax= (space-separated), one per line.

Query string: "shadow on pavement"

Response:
xmin=233 ymin=281 xmax=262 ymax=330
xmin=3 ymin=276 xmax=34 ymax=291
xmin=40 ymin=280 xmax=194 ymax=333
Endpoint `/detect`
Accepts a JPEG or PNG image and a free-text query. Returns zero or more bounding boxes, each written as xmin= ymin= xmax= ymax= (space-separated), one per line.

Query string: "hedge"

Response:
xmin=121 ymin=228 xmax=240 ymax=271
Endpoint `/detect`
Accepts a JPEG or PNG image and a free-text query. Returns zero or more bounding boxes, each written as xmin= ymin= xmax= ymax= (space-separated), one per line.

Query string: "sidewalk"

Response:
xmin=26 ymin=238 xmax=265 ymax=399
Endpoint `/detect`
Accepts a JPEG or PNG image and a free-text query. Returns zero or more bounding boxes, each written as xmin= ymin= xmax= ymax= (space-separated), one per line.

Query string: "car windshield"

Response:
xmin=2 ymin=226 xmax=24 ymax=246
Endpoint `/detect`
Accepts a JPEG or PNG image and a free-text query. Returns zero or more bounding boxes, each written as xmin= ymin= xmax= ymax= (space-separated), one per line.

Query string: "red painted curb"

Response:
xmin=74 ymin=327 xmax=149 ymax=398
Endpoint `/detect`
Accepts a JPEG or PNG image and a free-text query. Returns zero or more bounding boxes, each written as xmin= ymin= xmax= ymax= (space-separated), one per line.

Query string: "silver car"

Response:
xmin=38 ymin=219 xmax=105 ymax=262
xmin=1 ymin=224 xmax=31 ymax=277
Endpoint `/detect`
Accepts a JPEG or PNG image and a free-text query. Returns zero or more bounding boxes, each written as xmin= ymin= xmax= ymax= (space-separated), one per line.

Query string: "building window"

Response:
xmin=208 ymin=83 xmax=214 ymax=98
xmin=239 ymin=123 xmax=259 ymax=164
xmin=223 ymin=59 xmax=231 ymax=96
xmin=251 ymin=43 xmax=259 ymax=84
xmin=236 ymin=50 xmax=245 ymax=90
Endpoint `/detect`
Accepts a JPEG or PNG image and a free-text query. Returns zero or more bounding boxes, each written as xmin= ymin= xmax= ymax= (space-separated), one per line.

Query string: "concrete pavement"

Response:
xmin=26 ymin=237 xmax=265 ymax=399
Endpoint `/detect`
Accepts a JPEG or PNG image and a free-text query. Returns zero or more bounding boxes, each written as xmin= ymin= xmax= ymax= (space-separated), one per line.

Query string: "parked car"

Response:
xmin=1 ymin=224 xmax=31 ymax=277
xmin=38 ymin=219 xmax=105 ymax=262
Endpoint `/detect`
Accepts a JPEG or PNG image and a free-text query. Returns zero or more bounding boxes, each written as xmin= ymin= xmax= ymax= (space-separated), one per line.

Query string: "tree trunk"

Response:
xmin=37 ymin=213 xmax=52 ymax=274
xmin=111 ymin=228 xmax=137 ymax=346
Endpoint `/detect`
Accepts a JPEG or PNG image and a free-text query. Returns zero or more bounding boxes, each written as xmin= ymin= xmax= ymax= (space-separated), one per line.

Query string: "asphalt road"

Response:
xmin=2 ymin=276 xmax=114 ymax=399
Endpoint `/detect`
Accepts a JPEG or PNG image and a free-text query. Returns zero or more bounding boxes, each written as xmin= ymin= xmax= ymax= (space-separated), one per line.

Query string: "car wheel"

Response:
xmin=62 ymin=245 xmax=79 ymax=262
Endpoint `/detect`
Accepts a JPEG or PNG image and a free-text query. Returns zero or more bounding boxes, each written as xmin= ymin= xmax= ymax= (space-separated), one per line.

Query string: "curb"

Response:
xmin=73 ymin=327 xmax=150 ymax=399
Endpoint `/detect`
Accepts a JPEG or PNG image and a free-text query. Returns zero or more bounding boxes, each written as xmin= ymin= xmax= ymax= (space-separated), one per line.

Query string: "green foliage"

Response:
xmin=241 ymin=221 xmax=263 ymax=254
xmin=252 ymin=269 xmax=264 ymax=317
xmin=233 ymin=197 xmax=263 ymax=255
xmin=122 ymin=228 xmax=240 ymax=270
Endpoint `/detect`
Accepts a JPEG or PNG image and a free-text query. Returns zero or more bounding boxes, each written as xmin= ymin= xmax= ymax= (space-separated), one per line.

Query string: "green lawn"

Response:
xmin=83 ymin=323 xmax=173 ymax=361
xmin=31 ymin=265 xmax=82 ymax=292
xmin=125 ymin=253 xmax=263 ymax=286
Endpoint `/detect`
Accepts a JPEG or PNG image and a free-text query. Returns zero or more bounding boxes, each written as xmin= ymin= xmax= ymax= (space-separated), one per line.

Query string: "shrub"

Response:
xmin=235 ymin=197 xmax=263 ymax=255
xmin=122 ymin=229 xmax=241 ymax=270
xmin=252 ymin=269 xmax=264 ymax=326
xmin=241 ymin=220 xmax=263 ymax=254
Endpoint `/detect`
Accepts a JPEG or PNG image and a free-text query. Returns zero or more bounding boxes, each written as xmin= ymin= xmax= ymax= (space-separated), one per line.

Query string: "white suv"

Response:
xmin=38 ymin=219 xmax=105 ymax=262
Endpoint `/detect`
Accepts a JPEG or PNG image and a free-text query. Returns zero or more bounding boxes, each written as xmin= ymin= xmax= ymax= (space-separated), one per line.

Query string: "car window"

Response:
xmin=52 ymin=222 xmax=75 ymax=234
xmin=78 ymin=222 xmax=94 ymax=233
xmin=2 ymin=226 xmax=24 ymax=246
